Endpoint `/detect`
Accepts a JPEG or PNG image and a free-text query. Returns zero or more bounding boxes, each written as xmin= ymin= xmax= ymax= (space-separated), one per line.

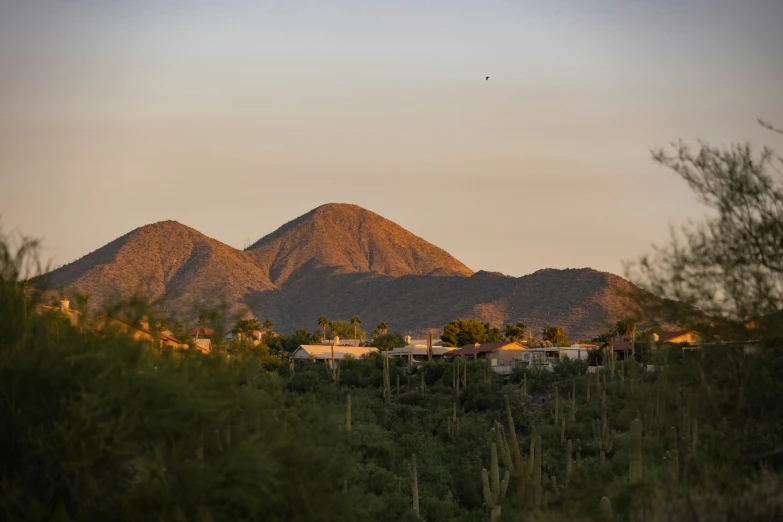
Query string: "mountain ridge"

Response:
xmin=42 ymin=204 xmax=645 ymax=338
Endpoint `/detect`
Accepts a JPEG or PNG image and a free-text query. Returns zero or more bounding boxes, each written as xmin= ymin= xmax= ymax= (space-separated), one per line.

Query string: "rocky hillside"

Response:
xmin=42 ymin=204 xmax=647 ymax=339
xmin=248 ymin=203 xmax=473 ymax=284
xmin=44 ymin=221 xmax=279 ymax=319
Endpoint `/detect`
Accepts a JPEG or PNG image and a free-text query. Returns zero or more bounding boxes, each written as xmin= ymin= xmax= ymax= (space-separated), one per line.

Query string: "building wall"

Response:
xmin=559 ymin=348 xmax=591 ymax=360
xmin=668 ymin=332 xmax=701 ymax=344
xmin=487 ymin=349 xmax=527 ymax=369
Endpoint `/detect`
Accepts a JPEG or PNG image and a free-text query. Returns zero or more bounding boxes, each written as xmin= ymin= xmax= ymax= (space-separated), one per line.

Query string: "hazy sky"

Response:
xmin=1 ymin=1 xmax=782 ymax=278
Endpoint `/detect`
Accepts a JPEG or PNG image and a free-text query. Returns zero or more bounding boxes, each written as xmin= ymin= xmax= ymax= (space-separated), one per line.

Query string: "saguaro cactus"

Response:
xmin=448 ymin=402 xmax=459 ymax=440
xmin=585 ymin=372 xmax=591 ymax=404
xmin=521 ymin=373 xmax=528 ymax=409
xmin=383 ymin=349 xmax=391 ymax=403
xmin=592 ymin=382 xmax=614 ymax=464
xmin=328 ymin=341 xmax=341 ymax=383
xmin=600 ymin=496 xmax=614 ymax=520
xmin=420 ymin=372 xmax=425 ymax=393
xmin=629 ymin=418 xmax=643 ymax=484
xmin=453 ymin=359 xmax=460 ymax=398
xmin=533 ymin=435 xmax=543 ymax=509
xmin=482 ymin=443 xmax=510 ymax=521
xmin=567 ymin=378 xmax=579 ymax=421
xmin=566 ymin=439 xmax=573 ymax=486
xmin=552 ymin=385 xmax=560 ymax=422
xmin=346 ymin=394 xmax=352 ymax=433
xmin=504 ymin=396 xmax=523 ymax=474
xmin=409 ymin=454 xmax=419 ymax=518
xmin=666 ymin=426 xmax=680 ymax=490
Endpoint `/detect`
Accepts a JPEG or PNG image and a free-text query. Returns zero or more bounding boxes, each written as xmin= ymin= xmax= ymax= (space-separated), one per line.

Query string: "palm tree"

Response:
xmin=318 ymin=316 xmax=329 ymax=340
xmin=376 ymin=322 xmax=388 ymax=336
xmin=615 ymin=318 xmax=638 ymax=358
xmin=76 ymin=292 xmax=91 ymax=330
xmin=352 ymin=315 xmax=361 ymax=347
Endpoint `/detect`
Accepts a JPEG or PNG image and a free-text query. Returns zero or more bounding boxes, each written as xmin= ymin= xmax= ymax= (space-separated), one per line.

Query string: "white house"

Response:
xmin=558 ymin=344 xmax=598 ymax=361
xmin=292 ymin=338 xmax=377 ymax=361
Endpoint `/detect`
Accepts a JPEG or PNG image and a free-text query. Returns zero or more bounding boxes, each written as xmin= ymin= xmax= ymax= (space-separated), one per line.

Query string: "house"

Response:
xmin=559 ymin=344 xmax=598 ymax=361
xmin=190 ymin=327 xmax=215 ymax=338
xmin=193 ymin=338 xmax=212 ymax=354
xmin=650 ymin=331 xmax=703 ymax=349
xmin=387 ymin=345 xmax=455 ymax=365
xmin=292 ymin=343 xmax=377 ymax=361
xmin=519 ymin=347 xmax=561 ymax=370
xmin=444 ymin=341 xmax=527 ymax=374
xmin=35 ymin=299 xmax=82 ymax=327
xmin=95 ymin=314 xmax=184 ymax=349
xmin=610 ymin=338 xmax=634 ymax=360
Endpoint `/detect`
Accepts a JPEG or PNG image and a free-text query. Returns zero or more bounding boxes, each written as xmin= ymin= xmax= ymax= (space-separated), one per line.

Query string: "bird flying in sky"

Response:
xmin=486 ymin=76 xmax=490 ymax=80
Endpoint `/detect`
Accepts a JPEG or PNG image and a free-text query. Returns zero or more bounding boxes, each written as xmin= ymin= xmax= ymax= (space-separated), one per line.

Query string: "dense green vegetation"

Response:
xmin=2 ymin=247 xmax=782 ymax=520
xmin=441 ymin=319 xmax=505 ymax=347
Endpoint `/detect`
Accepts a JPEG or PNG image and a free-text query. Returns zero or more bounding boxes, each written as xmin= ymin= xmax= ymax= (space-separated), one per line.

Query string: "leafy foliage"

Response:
xmin=373 ymin=333 xmax=407 ymax=351
xmin=504 ymin=322 xmax=527 ymax=342
xmin=328 ymin=319 xmax=366 ymax=341
xmin=542 ymin=324 xmax=568 ymax=346
xmin=441 ymin=319 xmax=503 ymax=347
xmin=233 ymin=317 xmax=261 ymax=335
xmin=630 ymin=121 xmax=783 ymax=329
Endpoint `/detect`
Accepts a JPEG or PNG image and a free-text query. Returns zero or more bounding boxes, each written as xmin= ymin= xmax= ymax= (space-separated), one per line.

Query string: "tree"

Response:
xmin=76 ymin=292 xmax=91 ymax=328
xmin=373 ymin=333 xmax=406 ymax=351
xmin=376 ymin=322 xmax=388 ymax=336
xmin=233 ymin=317 xmax=261 ymax=337
xmin=542 ymin=325 xmax=567 ymax=347
xmin=327 ymin=319 xmax=365 ymax=341
xmin=351 ymin=316 xmax=361 ymax=346
xmin=441 ymin=319 xmax=503 ymax=347
xmin=590 ymin=330 xmax=616 ymax=348
xmin=351 ymin=315 xmax=362 ymax=346
xmin=615 ymin=318 xmax=637 ymax=357
xmin=263 ymin=319 xmax=274 ymax=333
xmin=486 ymin=326 xmax=504 ymax=343
xmin=317 ymin=316 xmax=329 ymax=339
xmin=504 ymin=322 xmax=526 ymax=343
xmin=630 ymin=120 xmax=783 ymax=335
xmin=587 ymin=348 xmax=603 ymax=366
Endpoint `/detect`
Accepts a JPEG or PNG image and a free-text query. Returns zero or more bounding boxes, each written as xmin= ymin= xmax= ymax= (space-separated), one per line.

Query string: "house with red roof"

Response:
xmin=444 ymin=341 xmax=527 ymax=373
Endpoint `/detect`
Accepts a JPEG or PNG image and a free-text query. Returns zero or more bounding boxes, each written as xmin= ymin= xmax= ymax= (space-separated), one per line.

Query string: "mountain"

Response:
xmin=247 ymin=204 xmax=473 ymax=284
xmin=44 ymin=221 xmax=279 ymax=319
xmin=42 ymin=204 xmax=647 ymax=339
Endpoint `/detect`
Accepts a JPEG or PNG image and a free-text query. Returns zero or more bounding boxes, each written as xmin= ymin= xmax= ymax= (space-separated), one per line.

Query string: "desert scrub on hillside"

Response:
xmin=4 ymin=225 xmax=783 ymax=522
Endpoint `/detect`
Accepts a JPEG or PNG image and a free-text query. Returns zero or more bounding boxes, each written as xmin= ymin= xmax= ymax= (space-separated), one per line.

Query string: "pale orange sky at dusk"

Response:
xmin=1 ymin=1 xmax=782 ymax=277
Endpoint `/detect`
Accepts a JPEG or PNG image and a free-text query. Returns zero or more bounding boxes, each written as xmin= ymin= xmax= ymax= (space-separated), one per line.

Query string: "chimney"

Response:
xmin=404 ymin=335 xmax=412 ymax=345
xmin=60 ymin=299 xmax=70 ymax=313
xmin=334 ymin=335 xmax=340 ymax=346
xmin=138 ymin=316 xmax=150 ymax=331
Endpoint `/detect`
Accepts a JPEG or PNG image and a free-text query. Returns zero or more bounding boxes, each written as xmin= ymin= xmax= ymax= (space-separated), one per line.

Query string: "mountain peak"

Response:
xmin=248 ymin=203 xmax=473 ymax=284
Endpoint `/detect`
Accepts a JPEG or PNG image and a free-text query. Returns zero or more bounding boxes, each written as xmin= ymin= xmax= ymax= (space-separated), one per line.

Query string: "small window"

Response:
xmin=491 ymin=358 xmax=498 ymax=366
xmin=499 ymin=359 xmax=505 ymax=366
